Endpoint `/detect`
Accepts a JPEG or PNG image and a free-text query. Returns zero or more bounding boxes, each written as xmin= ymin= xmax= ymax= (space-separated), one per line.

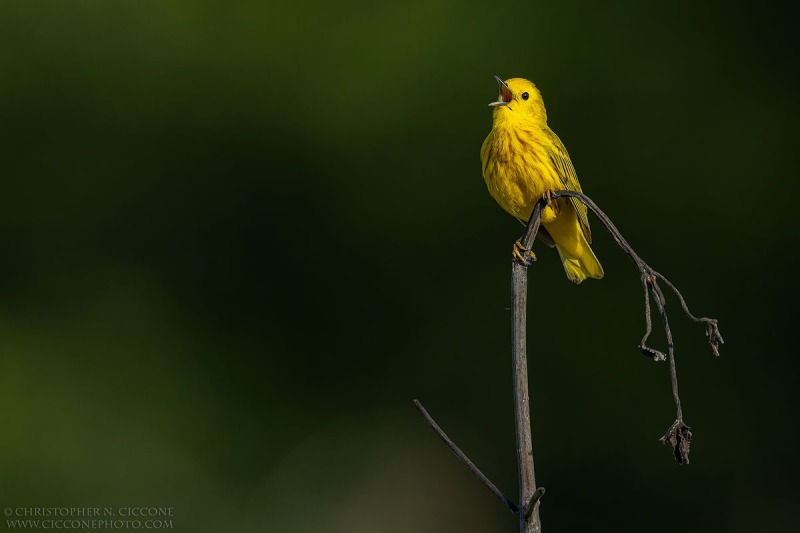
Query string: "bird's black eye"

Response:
xmin=522 ymin=92 xmax=530 ymax=100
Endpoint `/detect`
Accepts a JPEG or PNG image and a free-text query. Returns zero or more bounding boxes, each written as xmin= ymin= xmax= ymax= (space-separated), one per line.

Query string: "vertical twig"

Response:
xmin=511 ymin=262 xmax=542 ymax=533
xmin=512 ymin=201 xmax=545 ymax=533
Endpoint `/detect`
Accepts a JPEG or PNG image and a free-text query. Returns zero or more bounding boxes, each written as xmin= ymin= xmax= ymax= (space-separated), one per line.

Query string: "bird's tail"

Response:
xmin=555 ymin=233 xmax=604 ymax=284
xmin=543 ymin=201 xmax=604 ymax=284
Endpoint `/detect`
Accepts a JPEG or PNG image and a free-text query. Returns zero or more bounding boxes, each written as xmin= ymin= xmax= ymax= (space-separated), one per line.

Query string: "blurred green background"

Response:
xmin=1 ymin=1 xmax=798 ymax=531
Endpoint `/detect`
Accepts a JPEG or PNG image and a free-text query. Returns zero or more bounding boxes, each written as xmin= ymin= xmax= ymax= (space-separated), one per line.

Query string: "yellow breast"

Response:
xmin=480 ymin=124 xmax=561 ymax=223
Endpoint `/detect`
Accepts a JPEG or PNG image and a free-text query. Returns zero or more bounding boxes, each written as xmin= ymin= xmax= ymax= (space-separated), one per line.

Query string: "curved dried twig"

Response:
xmin=415 ymin=191 xmax=722 ymax=533
xmin=519 ymin=190 xmax=723 ymax=464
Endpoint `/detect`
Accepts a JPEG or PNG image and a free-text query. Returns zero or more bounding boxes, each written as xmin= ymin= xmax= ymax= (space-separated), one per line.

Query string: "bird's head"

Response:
xmin=488 ymin=76 xmax=547 ymax=124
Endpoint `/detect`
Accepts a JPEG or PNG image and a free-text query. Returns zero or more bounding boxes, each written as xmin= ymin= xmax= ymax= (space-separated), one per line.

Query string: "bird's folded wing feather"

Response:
xmin=547 ymin=130 xmax=592 ymax=243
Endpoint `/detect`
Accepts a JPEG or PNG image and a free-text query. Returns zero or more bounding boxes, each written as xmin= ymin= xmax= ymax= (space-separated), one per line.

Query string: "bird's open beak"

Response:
xmin=488 ymin=75 xmax=512 ymax=107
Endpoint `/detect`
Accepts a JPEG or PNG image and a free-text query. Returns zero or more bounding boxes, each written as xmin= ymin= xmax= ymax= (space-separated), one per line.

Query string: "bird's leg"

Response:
xmin=513 ymin=241 xmax=537 ymax=265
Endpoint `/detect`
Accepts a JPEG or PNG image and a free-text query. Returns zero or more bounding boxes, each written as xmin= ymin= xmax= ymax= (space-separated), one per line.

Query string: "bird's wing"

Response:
xmin=547 ymin=129 xmax=592 ymax=243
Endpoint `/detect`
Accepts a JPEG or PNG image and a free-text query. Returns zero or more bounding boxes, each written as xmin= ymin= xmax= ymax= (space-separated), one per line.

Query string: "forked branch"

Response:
xmin=415 ymin=191 xmax=722 ymax=532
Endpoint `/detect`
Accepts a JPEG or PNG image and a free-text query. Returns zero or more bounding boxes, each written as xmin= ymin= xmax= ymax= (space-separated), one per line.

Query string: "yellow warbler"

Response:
xmin=480 ymin=76 xmax=603 ymax=283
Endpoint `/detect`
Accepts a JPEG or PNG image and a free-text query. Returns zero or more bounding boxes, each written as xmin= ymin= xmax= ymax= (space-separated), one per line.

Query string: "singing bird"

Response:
xmin=480 ymin=76 xmax=603 ymax=283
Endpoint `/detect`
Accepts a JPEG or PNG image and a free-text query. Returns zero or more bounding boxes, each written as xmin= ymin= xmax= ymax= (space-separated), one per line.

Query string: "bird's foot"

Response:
xmin=513 ymin=241 xmax=537 ymax=265
xmin=543 ymin=189 xmax=560 ymax=213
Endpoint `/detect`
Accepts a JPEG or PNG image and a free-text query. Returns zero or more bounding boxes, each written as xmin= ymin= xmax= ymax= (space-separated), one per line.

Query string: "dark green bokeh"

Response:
xmin=1 ymin=1 xmax=798 ymax=531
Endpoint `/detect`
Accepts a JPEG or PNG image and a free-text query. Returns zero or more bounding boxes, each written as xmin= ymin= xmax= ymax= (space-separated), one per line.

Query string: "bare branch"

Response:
xmin=511 ymin=259 xmax=542 ymax=532
xmin=639 ymin=274 xmax=666 ymax=361
xmin=414 ymin=189 xmax=721 ymax=532
xmin=517 ymin=190 xmax=722 ymax=464
xmin=656 ymin=273 xmax=724 ymax=357
xmin=413 ymin=399 xmax=519 ymax=515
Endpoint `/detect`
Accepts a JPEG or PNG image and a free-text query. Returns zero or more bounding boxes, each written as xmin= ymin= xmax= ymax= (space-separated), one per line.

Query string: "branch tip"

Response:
xmin=523 ymin=487 xmax=546 ymax=519
xmin=639 ymin=344 xmax=667 ymax=362
xmin=660 ymin=419 xmax=692 ymax=465
xmin=706 ymin=321 xmax=724 ymax=357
